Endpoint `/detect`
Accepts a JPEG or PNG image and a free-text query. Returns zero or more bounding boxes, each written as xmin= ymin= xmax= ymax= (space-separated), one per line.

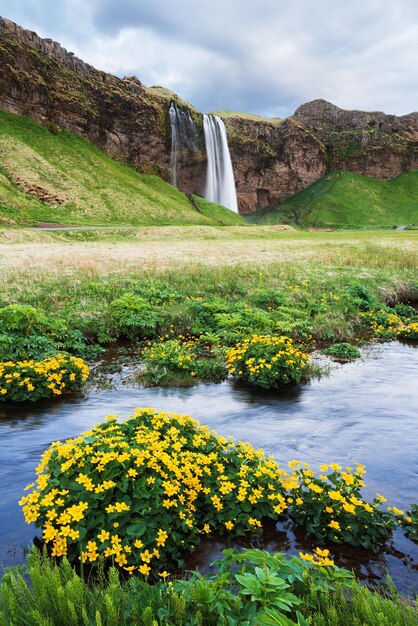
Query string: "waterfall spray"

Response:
xmin=203 ymin=114 xmax=238 ymax=213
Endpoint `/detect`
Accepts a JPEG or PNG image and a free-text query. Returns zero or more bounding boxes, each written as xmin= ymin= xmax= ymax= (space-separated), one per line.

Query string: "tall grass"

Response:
xmin=1 ymin=550 xmax=417 ymax=626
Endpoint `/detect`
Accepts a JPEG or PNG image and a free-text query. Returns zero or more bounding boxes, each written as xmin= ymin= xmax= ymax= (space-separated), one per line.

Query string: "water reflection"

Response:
xmin=0 ymin=342 xmax=417 ymax=595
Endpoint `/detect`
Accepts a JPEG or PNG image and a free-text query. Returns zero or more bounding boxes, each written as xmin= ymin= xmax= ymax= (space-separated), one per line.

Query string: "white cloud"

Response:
xmin=1 ymin=0 xmax=417 ymax=116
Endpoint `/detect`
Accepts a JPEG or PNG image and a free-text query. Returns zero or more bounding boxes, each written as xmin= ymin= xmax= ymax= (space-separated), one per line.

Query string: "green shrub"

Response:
xmin=344 ymin=282 xmax=377 ymax=311
xmin=107 ymin=294 xmax=163 ymax=340
xmin=0 ymin=304 xmax=92 ymax=360
xmin=140 ymin=337 xmax=227 ymax=385
xmin=323 ymin=343 xmax=361 ymax=359
xmin=225 ymin=335 xmax=310 ymax=388
xmin=0 ymin=353 xmax=90 ymax=402
xmin=190 ymin=297 xmax=280 ymax=344
xmin=392 ymin=303 xmax=418 ymax=319
xmin=190 ymin=297 xmax=231 ymax=335
xmin=250 ymin=288 xmax=289 ymax=310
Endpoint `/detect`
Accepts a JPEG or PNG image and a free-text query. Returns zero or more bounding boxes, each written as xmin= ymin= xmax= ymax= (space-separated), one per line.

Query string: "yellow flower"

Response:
xmin=389 ymin=506 xmax=404 ymax=516
xmin=343 ymin=503 xmax=356 ymax=514
xmin=140 ymin=550 xmax=153 ymax=563
xmin=139 ymin=563 xmax=151 ymax=576
xmin=224 ymin=520 xmax=234 ymax=530
xmin=156 ymin=529 xmax=168 ymax=547
xmin=328 ymin=520 xmax=340 ymax=530
xmin=115 ymin=553 xmax=128 ymax=567
xmin=97 ymin=530 xmax=110 ymax=543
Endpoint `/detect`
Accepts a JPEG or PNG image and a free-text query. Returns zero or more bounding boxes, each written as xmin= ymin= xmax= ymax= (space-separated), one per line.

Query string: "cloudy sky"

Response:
xmin=2 ymin=1 xmax=417 ymax=117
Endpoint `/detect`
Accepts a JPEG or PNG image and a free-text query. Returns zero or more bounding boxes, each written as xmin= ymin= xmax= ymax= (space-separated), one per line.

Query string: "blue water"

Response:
xmin=0 ymin=342 xmax=417 ymax=594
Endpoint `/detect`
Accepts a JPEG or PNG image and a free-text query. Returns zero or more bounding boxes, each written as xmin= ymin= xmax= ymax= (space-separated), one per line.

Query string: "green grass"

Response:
xmin=0 ymin=230 xmax=416 ymax=352
xmin=211 ymin=109 xmax=283 ymax=125
xmin=0 ymin=108 xmax=243 ymax=227
xmin=256 ymin=170 xmax=418 ymax=227
xmin=1 ymin=549 xmax=417 ymax=626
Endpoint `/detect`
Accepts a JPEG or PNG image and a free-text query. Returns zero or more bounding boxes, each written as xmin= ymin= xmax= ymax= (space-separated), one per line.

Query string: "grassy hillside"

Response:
xmin=211 ymin=110 xmax=283 ymax=126
xmin=255 ymin=170 xmax=418 ymax=227
xmin=0 ymin=109 xmax=243 ymax=227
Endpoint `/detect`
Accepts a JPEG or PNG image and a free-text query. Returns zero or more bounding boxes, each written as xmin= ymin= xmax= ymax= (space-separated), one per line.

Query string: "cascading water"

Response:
xmin=169 ymin=101 xmax=198 ymax=187
xmin=169 ymin=102 xmax=180 ymax=186
xmin=203 ymin=114 xmax=239 ymax=213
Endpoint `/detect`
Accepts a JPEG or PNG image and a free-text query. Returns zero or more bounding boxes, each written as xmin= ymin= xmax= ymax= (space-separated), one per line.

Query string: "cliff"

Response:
xmin=1 ymin=17 xmax=417 ymax=215
xmin=0 ymin=16 xmax=205 ymax=192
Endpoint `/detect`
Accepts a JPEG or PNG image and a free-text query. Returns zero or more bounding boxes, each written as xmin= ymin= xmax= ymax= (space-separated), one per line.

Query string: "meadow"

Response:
xmin=0 ymin=226 xmax=417 ymax=624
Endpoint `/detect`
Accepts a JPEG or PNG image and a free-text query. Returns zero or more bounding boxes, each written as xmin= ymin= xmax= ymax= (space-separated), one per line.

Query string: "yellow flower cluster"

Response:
xmin=398 ymin=321 xmax=418 ymax=340
xmin=20 ymin=409 xmax=401 ymax=575
xmin=360 ymin=310 xmax=404 ymax=337
xmin=0 ymin=354 xmax=89 ymax=402
xmin=299 ymin=547 xmax=334 ymax=568
xmin=144 ymin=339 xmax=195 ymax=369
xmin=288 ymin=460 xmax=398 ymax=549
xmin=20 ymin=409 xmax=298 ymax=577
xmin=226 ymin=335 xmax=310 ymax=388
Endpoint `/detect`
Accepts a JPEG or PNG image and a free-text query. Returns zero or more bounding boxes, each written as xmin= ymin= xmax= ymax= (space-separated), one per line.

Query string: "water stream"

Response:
xmin=0 ymin=342 xmax=417 ymax=594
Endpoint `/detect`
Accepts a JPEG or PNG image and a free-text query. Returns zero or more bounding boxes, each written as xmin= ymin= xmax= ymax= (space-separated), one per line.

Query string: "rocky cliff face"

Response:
xmin=0 ymin=17 xmax=207 ymax=191
xmin=0 ymin=17 xmax=417 ymax=214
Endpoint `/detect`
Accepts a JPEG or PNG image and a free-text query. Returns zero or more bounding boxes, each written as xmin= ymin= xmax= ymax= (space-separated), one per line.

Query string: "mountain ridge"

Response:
xmin=0 ymin=16 xmax=417 ymax=215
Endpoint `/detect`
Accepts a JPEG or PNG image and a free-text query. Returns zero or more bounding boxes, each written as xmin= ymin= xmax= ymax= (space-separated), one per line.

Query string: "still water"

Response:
xmin=0 ymin=342 xmax=417 ymax=594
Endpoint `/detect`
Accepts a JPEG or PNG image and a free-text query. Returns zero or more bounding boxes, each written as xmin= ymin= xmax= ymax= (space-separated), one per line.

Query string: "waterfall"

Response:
xmin=169 ymin=101 xmax=198 ymax=187
xmin=203 ymin=114 xmax=239 ymax=213
xmin=169 ymin=102 xmax=179 ymax=186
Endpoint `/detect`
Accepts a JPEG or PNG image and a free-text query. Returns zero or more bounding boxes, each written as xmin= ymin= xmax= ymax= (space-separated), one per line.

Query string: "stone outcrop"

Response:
xmin=222 ymin=117 xmax=327 ymax=214
xmin=0 ymin=17 xmax=417 ymax=214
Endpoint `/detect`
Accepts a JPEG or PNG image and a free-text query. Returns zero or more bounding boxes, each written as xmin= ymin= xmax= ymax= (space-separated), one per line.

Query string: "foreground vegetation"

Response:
xmin=0 ymin=109 xmax=243 ymax=227
xmin=1 ymin=547 xmax=417 ymax=625
xmin=255 ymin=170 xmax=418 ymax=228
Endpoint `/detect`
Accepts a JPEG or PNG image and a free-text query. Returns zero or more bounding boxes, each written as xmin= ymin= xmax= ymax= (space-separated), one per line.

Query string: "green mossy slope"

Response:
xmin=0 ymin=109 xmax=243 ymax=227
xmin=256 ymin=170 xmax=418 ymax=227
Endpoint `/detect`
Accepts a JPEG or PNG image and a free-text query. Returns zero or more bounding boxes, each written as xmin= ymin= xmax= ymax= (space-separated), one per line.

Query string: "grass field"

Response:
xmin=1 ymin=225 xmax=415 ymax=272
xmin=256 ymin=170 xmax=418 ymax=227
xmin=0 ymin=109 xmax=243 ymax=227
xmin=0 ymin=228 xmax=416 ymax=349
